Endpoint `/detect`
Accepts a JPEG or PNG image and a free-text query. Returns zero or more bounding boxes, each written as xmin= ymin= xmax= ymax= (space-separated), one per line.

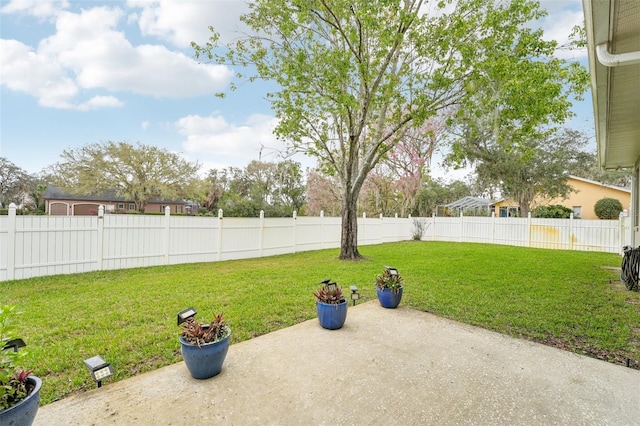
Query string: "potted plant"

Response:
xmin=375 ymin=266 xmax=403 ymax=308
xmin=179 ymin=311 xmax=231 ymax=379
xmin=313 ymin=280 xmax=348 ymax=330
xmin=1 ymin=305 xmax=42 ymax=426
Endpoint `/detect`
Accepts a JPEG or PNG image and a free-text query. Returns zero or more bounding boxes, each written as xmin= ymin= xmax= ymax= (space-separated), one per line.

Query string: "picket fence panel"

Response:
xmin=0 ymin=204 xmax=630 ymax=282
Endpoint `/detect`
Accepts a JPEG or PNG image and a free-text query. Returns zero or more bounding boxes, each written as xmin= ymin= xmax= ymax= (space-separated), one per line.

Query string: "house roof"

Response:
xmin=568 ymin=175 xmax=631 ymax=193
xmin=43 ymin=186 xmax=186 ymax=204
xmin=582 ymin=0 xmax=640 ymax=170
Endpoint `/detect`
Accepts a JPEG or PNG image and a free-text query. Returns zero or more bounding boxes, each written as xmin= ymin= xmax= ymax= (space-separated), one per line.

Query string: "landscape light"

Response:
xmin=385 ymin=266 xmax=399 ymax=276
xmin=177 ymin=307 xmax=197 ymax=325
xmin=350 ymin=286 xmax=360 ymax=306
xmin=326 ymin=280 xmax=337 ymax=293
xmin=83 ymin=355 xmax=114 ymax=388
xmin=3 ymin=338 xmax=26 ymax=352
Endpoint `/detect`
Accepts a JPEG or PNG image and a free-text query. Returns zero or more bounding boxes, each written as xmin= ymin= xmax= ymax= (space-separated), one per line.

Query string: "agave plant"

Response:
xmin=180 ymin=311 xmax=229 ymax=347
xmin=0 ymin=305 xmax=33 ymax=410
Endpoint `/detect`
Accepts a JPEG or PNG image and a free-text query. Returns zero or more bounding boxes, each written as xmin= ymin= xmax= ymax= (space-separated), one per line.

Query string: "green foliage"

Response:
xmin=1 ymin=243 xmax=637 ymax=404
xmin=375 ymin=267 xmax=403 ymax=293
xmin=594 ymin=198 xmax=623 ymax=220
xmin=313 ymin=281 xmax=346 ymax=305
xmin=0 ymin=158 xmax=33 ymax=209
xmin=180 ymin=312 xmax=229 ymax=346
xmin=0 ymin=305 xmax=32 ymax=410
xmin=205 ymin=160 xmax=305 ymax=217
xmin=532 ymin=204 xmax=573 ymax=218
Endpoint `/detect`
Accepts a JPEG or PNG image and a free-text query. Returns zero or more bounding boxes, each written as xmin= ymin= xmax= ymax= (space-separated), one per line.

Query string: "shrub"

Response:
xmin=411 ymin=218 xmax=427 ymax=240
xmin=594 ymin=198 xmax=623 ymax=220
xmin=532 ymin=205 xmax=574 ymax=218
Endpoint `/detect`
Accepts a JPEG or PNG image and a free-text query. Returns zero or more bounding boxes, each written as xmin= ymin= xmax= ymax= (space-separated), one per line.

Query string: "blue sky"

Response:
xmin=1 ymin=0 xmax=592 ymax=180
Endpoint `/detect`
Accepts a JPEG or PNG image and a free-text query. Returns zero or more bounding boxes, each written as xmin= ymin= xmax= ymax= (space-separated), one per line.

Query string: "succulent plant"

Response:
xmin=375 ymin=267 xmax=403 ymax=293
xmin=1 ymin=305 xmax=33 ymax=410
xmin=313 ymin=281 xmax=346 ymax=304
xmin=180 ymin=311 xmax=230 ymax=346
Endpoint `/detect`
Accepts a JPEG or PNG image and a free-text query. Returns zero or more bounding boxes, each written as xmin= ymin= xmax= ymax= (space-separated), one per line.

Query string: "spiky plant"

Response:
xmin=181 ymin=311 xmax=229 ymax=347
xmin=313 ymin=282 xmax=346 ymax=304
xmin=1 ymin=305 xmax=33 ymax=411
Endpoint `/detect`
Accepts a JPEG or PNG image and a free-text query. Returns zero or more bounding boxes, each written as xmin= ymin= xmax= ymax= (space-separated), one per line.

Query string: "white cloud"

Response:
xmin=77 ymin=95 xmax=124 ymax=111
xmin=141 ymin=121 xmax=150 ymax=131
xmin=538 ymin=3 xmax=587 ymax=60
xmin=0 ymin=4 xmax=233 ymax=109
xmin=127 ymin=0 xmax=250 ymax=48
xmin=0 ymin=0 xmax=69 ymax=19
xmin=178 ymin=113 xmax=281 ymax=161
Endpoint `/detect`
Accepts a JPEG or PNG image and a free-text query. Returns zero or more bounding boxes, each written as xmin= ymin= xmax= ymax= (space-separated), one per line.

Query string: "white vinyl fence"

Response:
xmin=0 ymin=203 xmax=631 ymax=282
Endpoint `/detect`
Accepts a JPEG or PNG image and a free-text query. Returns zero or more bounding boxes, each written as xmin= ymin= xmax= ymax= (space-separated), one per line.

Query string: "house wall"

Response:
xmin=46 ymin=198 xmax=185 ymax=215
xmin=549 ymin=178 xmax=630 ymax=220
xmin=491 ymin=178 xmax=631 ymax=219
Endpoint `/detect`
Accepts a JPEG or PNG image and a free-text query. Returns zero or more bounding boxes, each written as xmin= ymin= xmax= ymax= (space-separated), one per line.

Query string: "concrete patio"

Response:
xmin=34 ymin=301 xmax=640 ymax=425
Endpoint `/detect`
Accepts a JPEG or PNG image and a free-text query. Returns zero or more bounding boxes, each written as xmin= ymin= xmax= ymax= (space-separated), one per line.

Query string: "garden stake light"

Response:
xmin=177 ymin=307 xmax=197 ymax=325
xmin=350 ymin=286 xmax=360 ymax=306
xmin=83 ymin=355 xmax=114 ymax=388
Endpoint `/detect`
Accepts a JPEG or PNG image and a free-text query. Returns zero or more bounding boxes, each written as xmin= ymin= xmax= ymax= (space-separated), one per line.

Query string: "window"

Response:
xmin=176 ymin=205 xmax=183 ymax=213
xmin=572 ymin=206 xmax=582 ymax=219
xmin=128 ymin=204 xmax=135 ymax=210
xmin=117 ymin=203 xmax=124 ymax=209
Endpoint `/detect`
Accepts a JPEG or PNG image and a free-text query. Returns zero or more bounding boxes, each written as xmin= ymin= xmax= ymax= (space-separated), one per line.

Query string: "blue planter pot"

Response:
xmin=376 ymin=286 xmax=403 ymax=308
xmin=179 ymin=329 xmax=231 ymax=379
xmin=316 ymin=300 xmax=348 ymax=330
xmin=0 ymin=376 xmax=41 ymax=426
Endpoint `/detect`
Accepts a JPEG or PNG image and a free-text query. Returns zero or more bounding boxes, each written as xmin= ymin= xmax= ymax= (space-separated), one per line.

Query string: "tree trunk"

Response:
xmin=339 ymin=193 xmax=362 ymax=260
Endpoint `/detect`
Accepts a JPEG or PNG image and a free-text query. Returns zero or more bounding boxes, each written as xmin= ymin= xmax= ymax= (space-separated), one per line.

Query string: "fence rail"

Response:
xmin=0 ymin=204 xmax=630 ymax=282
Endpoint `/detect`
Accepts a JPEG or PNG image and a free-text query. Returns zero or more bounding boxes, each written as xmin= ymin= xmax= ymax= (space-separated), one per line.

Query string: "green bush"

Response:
xmin=532 ymin=205 xmax=574 ymax=218
xmin=594 ymin=197 xmax=623 ymax=220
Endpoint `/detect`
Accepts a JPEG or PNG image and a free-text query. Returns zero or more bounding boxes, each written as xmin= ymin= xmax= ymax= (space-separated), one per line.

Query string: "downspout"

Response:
xmin=596 ymin=43 xmax=640 ymax=67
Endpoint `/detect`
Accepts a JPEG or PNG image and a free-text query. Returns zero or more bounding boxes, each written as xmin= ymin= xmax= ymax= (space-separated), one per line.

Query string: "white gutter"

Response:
xmin=596 ymin=43 xmax=640 ymax=67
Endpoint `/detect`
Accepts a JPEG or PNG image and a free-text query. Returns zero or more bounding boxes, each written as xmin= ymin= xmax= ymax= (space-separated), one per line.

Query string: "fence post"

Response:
xmin=6 ymin=203 xmax=16 ymax=280
xmin=217 ymin=209 xmax=223 ymax=261
xmin=491 ymin=211 xmax=496 ymax=244
xmin=259 ymin=210 xmax=264 ymax=257
xmin=97 ymin=205 xmax=104 ymax=271
xmin=432 ymin=213 xmax=436 ymax=241
xmin=292 ymin=210 xmax=297 ymax=253
xmin=569 ymin=212 xmax=574 ymax=250
xmin=527 ymin=212 xmax=532 ymax=247
xmin=459 ymin=210 xmax=464 ymax=242
xmin=320 ymin=210 xmax=324 ymax=249
xmin=379 ymin=214 xmax=384 ymax=244
xmin=164 ymin=206 xmax=171 ymax=264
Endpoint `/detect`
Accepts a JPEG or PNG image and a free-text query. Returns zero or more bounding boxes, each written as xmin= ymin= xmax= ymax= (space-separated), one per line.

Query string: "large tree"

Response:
xmin=0 ymin=157 xmax=32 ymax=208
xmin=450 ymin=129 xmax=590 ymax=217
xmin=195 ymin=0 xmax=584 ymax=259
xmin=49 ymin=141 xmax=200 ymax=212
xmin=204 ymin=160 xmax=306 ymax=217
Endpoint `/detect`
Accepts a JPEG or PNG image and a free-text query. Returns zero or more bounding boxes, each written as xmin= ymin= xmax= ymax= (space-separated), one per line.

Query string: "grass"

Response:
xmin=1 ymin=241 xmax=639 ymax=405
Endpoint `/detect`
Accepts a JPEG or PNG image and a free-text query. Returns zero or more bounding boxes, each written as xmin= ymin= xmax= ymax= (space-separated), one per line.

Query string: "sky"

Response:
xmin=0 ymin=0 xmax=592 ymax=181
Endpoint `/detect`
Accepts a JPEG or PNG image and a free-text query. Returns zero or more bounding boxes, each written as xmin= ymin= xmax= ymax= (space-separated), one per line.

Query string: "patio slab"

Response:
xmin=33 ymin=301 xmax=640 ymax=425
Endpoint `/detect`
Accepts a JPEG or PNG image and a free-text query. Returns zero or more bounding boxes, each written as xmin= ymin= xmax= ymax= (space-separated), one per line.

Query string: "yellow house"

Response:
xmin=492 ymin=176 xmax=631 ymax=219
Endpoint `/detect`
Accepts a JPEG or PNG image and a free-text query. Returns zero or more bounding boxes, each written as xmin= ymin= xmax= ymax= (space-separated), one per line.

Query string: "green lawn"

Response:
xmin=2 ymin=241 xmax=638 ymax=405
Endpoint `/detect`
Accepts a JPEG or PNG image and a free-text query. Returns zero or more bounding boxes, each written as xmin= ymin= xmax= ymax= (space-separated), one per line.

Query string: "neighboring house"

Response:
xmin=44 ymin=186 xmax=187 ymax=216
xmin=548 ymin=176 xmax=630 ymax=219
xmin=583 ymin=1 xmax=640 ymax=240
xmin=490 ymin=176 xmax=631 ymax=219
